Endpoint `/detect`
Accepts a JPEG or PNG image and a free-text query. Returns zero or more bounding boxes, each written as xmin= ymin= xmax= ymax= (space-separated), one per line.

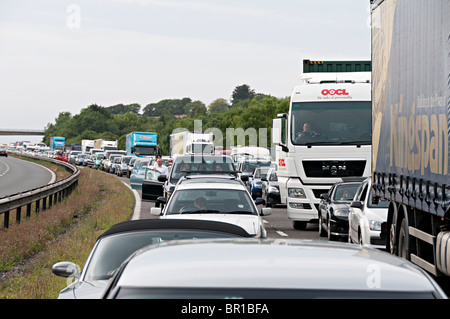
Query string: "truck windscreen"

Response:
xmin=290 ymin=101 xmax=371 ymax=146
xmin=135 ymin=145 xmax=158 ymax=156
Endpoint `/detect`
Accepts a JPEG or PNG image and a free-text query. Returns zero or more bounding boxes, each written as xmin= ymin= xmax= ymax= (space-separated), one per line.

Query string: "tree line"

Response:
xmin=43 ymin=84 xmax=289 ymax=155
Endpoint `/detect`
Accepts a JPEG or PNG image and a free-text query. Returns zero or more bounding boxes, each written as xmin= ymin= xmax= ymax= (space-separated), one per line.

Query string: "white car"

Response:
xmin=151 ymin=175 xmax=271 ymax=237
xmin=348 ymin=177 xmax=389 ymax=248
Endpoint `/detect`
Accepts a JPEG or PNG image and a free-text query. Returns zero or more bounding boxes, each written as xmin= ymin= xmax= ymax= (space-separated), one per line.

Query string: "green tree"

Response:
xmin=208 ymin=98 xmax=230 ymax=114
xmin=231 ymin=84 xmax=255 ymax=106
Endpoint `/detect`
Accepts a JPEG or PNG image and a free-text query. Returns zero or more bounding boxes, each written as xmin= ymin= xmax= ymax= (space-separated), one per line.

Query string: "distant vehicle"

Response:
xmin=249 ymin=166 xmax=271 ymax=199
xmin=76 ymin=153 xmax=88 ymax=166
xmin=159 ymin=154 xmax=238 ymax=201
xmin=261 ymin=167 xmax=281 ymax=207
xmin=152 ymin=174 xmax=271 ymax=237
xmin=318 ymin=179 xmax=363 ymax=241
xmin=52 ymin=219 xmax=252 ymax=299
xmin=115 ymin=155 xmax=134 ymax=176
xmin=102 ymin=238 xmax=448 ymax=299
xmin=130 ymin=158 xmax=151 ymax=190
xmin=49 ymin=136 xmax=65 ymax=151
xmin=170 ymin=131 xmax=214 ymax=158
xmin=126 ymin=132 xmax=158 ymax=158
xmin=93 ymin=152 xmax=104 ymax=169
xmin=81 ymin=140 xmax=95 ymax=154
xmin=55 ymin=151 xmax=68 ymax=162
xmin=110 ymin=156 xmax=122 ymax=174
xmin=126 ymin=157 xmax=138 ymax=178
xmin=94 ymin=139 xmax=118 ymax=151
xmin=348 ymin=177 xmax=389 ymax=248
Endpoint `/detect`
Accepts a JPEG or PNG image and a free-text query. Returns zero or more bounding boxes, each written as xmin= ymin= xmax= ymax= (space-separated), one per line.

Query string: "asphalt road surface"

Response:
xmin=0 ymin=156 xmax=56 ymax=198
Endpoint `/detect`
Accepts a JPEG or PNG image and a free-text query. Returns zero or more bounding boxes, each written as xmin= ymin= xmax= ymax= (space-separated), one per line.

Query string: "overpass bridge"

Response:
xmin=0 ymin=129 xmax=45 ymax=136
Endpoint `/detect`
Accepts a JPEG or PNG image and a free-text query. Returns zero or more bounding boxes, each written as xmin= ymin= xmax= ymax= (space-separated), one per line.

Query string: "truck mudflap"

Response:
xmin=436 ymin=231 xmax=450 ymax=276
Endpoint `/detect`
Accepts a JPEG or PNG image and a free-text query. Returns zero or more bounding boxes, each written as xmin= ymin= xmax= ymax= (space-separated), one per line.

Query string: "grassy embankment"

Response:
xmin=0 ymin=157 xmax=134 ymax=299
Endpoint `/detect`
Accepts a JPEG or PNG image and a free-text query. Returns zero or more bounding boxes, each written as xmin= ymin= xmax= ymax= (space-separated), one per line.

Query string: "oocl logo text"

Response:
xmin=321 ymin=89 xmax=349 ymax=96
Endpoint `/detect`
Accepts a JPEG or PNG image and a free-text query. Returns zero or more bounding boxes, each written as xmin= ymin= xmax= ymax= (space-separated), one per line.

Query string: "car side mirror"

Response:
xmin=158 ymin=175 xmax=167 ymax=182
xmin=51 ymin=261 xmax=81 ymax=279
xmin=261 ymin=207 xmax=272 ymax=216
xmin=254 ymin=198 xmax=265 ymax=206
xmin=320 ymin=194 xmax=329 ymax=200
xmin=150 ymin=207 xmax=162 ymax=216
xmin=261 ymin=177 xmax=267 ymax=182
xmin=240 ymin=174 xmax=249 ymax=182
xmin=350 ymin=201 xmax=363 ymax=209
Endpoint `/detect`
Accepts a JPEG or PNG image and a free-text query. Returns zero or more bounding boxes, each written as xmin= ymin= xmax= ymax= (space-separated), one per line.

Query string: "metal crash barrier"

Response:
xmin=0 ymin=155 xmax=80 ymax=229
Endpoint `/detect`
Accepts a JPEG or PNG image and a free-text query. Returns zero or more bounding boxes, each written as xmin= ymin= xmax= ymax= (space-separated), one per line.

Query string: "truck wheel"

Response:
xmin=397 ymin=218 xmax=410 ymax=260
xmin=388 ymin=222 xmax=397 ymax=255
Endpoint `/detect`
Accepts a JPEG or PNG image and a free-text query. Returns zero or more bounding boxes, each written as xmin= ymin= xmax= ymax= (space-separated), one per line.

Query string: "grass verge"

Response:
xmin=0 ymin=168 xmax=134 ymax=299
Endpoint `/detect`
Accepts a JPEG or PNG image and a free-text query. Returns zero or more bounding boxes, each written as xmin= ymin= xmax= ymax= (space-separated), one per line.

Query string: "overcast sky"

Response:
xmin=0 ymin=0 xmax=371 ymax=145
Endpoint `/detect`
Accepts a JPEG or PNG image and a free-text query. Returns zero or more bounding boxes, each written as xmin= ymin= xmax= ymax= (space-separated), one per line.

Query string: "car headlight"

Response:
xmin=369 ymin=220 xmax=382 ymax=231
xmin=333 ymin=209 xmax=349 ymax=217
xmin=269 ymin=186 xmax=279 ymax=193
xmin=288 ymin=188 xmax=306 ymax=199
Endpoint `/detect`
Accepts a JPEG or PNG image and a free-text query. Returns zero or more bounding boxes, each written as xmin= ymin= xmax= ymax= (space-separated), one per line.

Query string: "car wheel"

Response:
xmin=318 ymin=214 xmax=327 ymax=237
xmin=293 ymin=221 xmax=307 ymax=230
xmin=327 ymin=216 xmax=336 ymax=241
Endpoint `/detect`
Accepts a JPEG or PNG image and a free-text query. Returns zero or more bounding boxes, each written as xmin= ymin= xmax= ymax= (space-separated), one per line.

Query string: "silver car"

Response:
xmin=348 ymin=177 xmax=389 ymax=248
xmin=102 ymin=238 xmax=447 ymax=299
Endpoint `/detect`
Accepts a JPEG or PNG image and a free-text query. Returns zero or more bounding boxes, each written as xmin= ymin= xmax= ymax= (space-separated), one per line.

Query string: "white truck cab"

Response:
xmin=272 ymin=60 xmax=372 ymax=230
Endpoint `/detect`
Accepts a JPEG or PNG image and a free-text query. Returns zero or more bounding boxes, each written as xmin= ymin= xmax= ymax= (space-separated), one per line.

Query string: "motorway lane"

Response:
xmin=0 ymin=156 xmax=55 ymax=198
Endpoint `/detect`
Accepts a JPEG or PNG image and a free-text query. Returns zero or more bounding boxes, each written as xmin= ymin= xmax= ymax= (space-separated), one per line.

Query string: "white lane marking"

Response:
xmin=121 ymin=181 xmax=141 ymax=220
xmin=0 ymin=160 xmax=10 ymax=177
xmin=276 ymin=230 xmax=289 ymax=237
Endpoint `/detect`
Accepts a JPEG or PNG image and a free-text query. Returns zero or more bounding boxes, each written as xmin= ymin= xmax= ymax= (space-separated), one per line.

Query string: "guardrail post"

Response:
xmin=35 ymin=199 xmax=40 ymax=214
xmin=27 ymin=203 xmax=31 ymax=218
xmin=42 ymin=197 xmax=47 ymax=211
xmin=3 ymin=211 xmax=9 ymax=229
xmin=16 ymin=207 xmax=21 ymax=224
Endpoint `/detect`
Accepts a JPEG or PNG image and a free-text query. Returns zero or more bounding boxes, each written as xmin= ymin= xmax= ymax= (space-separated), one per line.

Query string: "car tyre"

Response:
xmin=293 ymin=221 xmax=307 ymax=230
xmin=318 ymin=214 xmax=327 ymax=237
xmin=327 ymin=216 xmax=337 ymax=241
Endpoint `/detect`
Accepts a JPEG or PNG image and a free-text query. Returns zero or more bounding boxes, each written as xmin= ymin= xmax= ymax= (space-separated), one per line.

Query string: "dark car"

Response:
xmin=249 ymin=166 xmax=271 ymax=199
xmin=0 ymin=148 xmax=7 ymax=157
xmin=159 ymin=154 xmax=238 ymax=201
xmin=51 ymin=219 xmax=252 ymax=299
xmin=261 ymin=167 xmax=280 ymax=207
xmin=318 ymin=178 xmax=364 ymax=241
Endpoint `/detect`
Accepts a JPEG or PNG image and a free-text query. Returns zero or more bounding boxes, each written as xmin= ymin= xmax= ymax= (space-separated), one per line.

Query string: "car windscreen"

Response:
xmin=240 ymin=162 xmax=271 ymax=174
xmin=332 ymin=184 xmax=360 ymax=201
xmin=165 ymin=189 xmax=257 ymax=215
xmin=170 ymin=157 xmax=235 ymax=183
xmin=83 ymin=230 xmax=241 ymax=282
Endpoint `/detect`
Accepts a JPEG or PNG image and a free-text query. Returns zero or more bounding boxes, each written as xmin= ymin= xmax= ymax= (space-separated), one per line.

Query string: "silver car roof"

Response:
xmin=112 ymin=238 xmax=446 ymax=296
